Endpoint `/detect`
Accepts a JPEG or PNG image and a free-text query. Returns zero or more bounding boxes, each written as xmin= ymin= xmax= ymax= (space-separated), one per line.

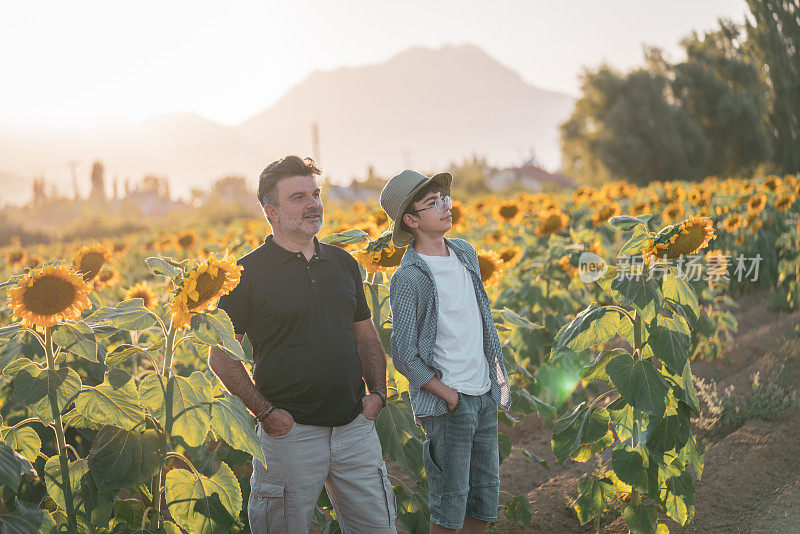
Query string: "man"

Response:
xmin=380 ymin=170 xmax=511 ymax=534
xmin=209 ymin=155 xmax=396 ymax=534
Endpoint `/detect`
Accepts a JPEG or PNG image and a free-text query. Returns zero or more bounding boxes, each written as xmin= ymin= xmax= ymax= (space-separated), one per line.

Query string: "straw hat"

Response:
xmin=379 ymin=169 xmax=453 ymax=247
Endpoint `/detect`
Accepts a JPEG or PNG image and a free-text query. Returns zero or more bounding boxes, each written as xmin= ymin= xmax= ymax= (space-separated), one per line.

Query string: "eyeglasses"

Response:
xmin=412 ymin=195 xmax=453 ymax=214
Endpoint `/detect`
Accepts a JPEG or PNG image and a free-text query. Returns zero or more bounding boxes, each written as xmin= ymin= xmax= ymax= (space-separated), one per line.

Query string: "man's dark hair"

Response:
xmin=257 ymin=155 xmax=322 ymax=207
xmin=398 ymin=181 xmax=446 ymax=233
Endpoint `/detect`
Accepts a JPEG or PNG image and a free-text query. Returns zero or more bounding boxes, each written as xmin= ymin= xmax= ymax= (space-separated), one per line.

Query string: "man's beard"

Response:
xmin=289 ymin=210 xmax=324 ymax=238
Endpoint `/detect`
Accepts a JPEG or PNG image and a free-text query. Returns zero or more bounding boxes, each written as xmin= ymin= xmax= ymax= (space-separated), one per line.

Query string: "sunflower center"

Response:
xmin=478 ymin=256 xmax=497 ymax=281
xmin=77 ymin=252 xmax=105 ymax=281
xmin=22 ymin=276 xmax=77 ymax=316
xmin=178 ymin=235 xmax=196 ymax=248
xmin=499 ymin=205 xmax=519 ymax=220
xmin=542 ymin=214 xmax=563 ymax=233
xmin=187 ymin=270 xmax=227 ymax=309
xmin=664 ymin=226 xmax=707 ymax=258
xmin=499 ymin=250 xmax=515 ymax=262
xmin=449 ymin=205 xmax=462 ymax=224
xmin=597 ymin=207 xmax=614 ymax=220
xmin=378 ymin=246 xmax=404 ymax=267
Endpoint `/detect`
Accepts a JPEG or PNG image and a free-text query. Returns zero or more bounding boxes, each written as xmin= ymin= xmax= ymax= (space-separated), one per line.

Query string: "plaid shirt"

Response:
xmin=389 ymin=237 xmax=511 ymax=417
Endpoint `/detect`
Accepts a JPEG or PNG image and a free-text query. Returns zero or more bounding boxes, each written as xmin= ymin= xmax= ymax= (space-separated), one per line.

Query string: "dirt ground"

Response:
xmin=490 ymin=287 xmax=800 ymax=533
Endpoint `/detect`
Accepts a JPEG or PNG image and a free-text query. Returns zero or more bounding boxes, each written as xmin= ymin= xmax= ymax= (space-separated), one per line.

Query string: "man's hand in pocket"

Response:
xmin=261 ymin=408 xmax=295 ymax=437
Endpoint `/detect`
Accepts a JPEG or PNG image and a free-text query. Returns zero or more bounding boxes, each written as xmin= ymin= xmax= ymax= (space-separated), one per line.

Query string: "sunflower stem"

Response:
xmin=541 ymin=275 xmax=550 ymax=326
xmin=45 ymin=326 xmax=78 ymax=533
xmin=131 ymin=330 xmax=138 ymax=377
xmin=161 ymin=321 xmax=177 ymax=378
xmin=630 ymin=309 xmax=644 ymax=508
xmin=149 ymin=469 xmax=162 ymax=530
xmin=150 ymin=320 xmax=177 ymax=530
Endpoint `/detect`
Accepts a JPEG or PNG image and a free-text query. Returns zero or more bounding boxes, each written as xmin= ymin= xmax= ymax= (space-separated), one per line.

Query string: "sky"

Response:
xmin=0 ymin=0 xmax=749 ymax=127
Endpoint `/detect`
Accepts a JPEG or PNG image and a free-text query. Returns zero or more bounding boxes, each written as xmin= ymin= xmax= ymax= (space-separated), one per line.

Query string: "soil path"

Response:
xmin=492 ymin=288 xmax=800 ymax=533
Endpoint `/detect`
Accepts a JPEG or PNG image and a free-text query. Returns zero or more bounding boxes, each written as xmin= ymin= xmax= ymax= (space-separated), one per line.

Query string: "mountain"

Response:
xmin=0 ymin=44 xmax=574 ymax=205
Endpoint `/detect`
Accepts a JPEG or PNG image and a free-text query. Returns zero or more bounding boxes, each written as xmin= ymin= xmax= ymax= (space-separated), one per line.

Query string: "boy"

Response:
xmin=380 ymin=169 xmax=511 ymax=533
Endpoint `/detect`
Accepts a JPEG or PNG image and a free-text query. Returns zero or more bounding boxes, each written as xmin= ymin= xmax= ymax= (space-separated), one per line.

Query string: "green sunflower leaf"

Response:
xmin=164 ymin=462 xmax=242 ymax=534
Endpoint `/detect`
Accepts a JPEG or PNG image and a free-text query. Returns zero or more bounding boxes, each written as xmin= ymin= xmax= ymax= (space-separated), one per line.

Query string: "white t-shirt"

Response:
xmin=417 ymin=245 xmax=491 ymax=395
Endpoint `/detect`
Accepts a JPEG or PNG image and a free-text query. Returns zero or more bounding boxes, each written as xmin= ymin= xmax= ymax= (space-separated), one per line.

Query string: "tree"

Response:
xmin=89 ymin=161 xmax=106 ymax=201
xmin=560 ymin=66 xmax=710 ymax=186
xmin=448 ymin=155 xmax=492 ymax=196
xmin=672 ymin=21 xmax=772 ymax=177
xmin=745 ymin=0 xmax=800 ymax=173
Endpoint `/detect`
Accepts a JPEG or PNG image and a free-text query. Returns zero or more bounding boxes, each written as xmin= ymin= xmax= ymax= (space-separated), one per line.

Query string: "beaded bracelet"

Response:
xmin=255 ymin=404 xmax=272 ymax=421
xmin=256 ymin=405 xmax=277 ymax=423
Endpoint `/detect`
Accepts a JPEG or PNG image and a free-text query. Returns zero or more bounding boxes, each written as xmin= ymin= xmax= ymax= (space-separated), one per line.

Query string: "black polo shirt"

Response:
xmin=218 ymin=235 xmax=371 ymax=426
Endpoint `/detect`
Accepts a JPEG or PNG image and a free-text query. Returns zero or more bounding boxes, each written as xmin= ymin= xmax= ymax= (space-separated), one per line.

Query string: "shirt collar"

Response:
xmin=400 ymin=237 xmax=475 ymax=274
xmin=265 ymin=235 xmax=332 ymax=264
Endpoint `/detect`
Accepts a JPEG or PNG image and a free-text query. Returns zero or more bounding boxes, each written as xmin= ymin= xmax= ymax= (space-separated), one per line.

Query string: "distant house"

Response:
xmin=487 ymin=162 xmax=575 ymax=192
xmin=325 ymin=180 xmax=386 ymax=203
xmin=121 ymin=190 xmax=184 ymax=218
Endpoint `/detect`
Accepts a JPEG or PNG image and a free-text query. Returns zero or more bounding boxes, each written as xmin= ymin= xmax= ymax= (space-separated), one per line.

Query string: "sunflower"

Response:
xmin=723 ymin=214 xmax=742 ymax=233
xmin=111 ymin=241 xmax=128 ymax=255
xmin=24 ymin=254 xmax=43 ymax=270
xmin=376 ymin=242 xmax=406 ymax=271
xmin=688 ymin=189 xmax=709 ymax=207
xmin=476 ymin=250 xmax=504 ymax=288
xmin=372 ymin=209 xmax=389 ymax=227
xmin=630 ymin=201 xmax=651 ymax=216
xmin=744 ymin=212 xmax=759 ymax=227
xmin=591 ymin=203 xmax=621 ymax=227
xmin=535 ymin=209 xmax=569 ymax=236
xmin=95 ymin=269 xmax=120 ymax=289
xmin=353 ymin=249 xmax=383 ymax=273
xmin=125 ymin=283 xmax=158 ymax=310
xmin=7 ymin=265 xmax=92 ymax=328
xmin=704 ymin=249 xmax=729 ymax=278
xmin=171 ymin=251 xmax=243 ymax=329
xmin=558 ymin=254 xmax=578 ymax=278
xmin=484 ymin=229 xmax=509 ymax=245
xmin=448 ymin=200 xmax=466 ymax=230
xmin=573 ymin=186 xmax=596 ymax=203
xmin=176 ymin=230 xmax=199 ymax=251
xmin=775 ymin=194 xmax=796 ymax=212
xmin=497 ymin=246 xmax=523 ymax=267
xmin=661 ymin=203 xmax=685 ymax=224
xmin=73 ymin=244 xmax=113 ymax=284
xmin=492 ymin=202 xmax=523 ymax=225
xmin=353 ymin=233 xmax=406 ymax=273
xmin=7 ymin=249 xmax=26 ymax=268
xmin=155 ymin=235 xmax=175 ymax=251
xmin=747 ymin=193 xmax=767 ymax=216
xmin=643 ymin=217 xmax=716 ymax=264
xmin=761 ymin=175 xmax=781 ymax=193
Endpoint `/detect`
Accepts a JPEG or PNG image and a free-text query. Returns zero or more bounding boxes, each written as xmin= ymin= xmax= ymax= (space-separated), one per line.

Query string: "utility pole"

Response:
xmin=311 ymin=121 xmax=320 ymax=165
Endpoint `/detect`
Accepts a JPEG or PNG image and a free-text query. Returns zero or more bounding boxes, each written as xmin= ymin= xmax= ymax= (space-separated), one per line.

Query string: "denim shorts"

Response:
xmin=418 ymin=391 xmax=500 ymax=529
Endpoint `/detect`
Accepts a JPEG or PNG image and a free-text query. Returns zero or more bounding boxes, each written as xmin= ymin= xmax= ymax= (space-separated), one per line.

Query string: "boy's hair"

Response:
xmin=257 ymin=155 xmax=321 ymax=207
xmin=398 ymin=181 xmax=446 ymax=234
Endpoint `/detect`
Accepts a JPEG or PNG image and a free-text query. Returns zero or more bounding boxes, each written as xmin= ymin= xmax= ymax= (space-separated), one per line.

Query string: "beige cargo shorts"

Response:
xmin=248 ymin=412 xmax=397 ymax=533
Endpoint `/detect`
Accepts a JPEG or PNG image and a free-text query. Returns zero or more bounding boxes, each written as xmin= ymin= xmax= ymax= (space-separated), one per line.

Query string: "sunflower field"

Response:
xmin=0 ymin=173 xmax=798 ymax=533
